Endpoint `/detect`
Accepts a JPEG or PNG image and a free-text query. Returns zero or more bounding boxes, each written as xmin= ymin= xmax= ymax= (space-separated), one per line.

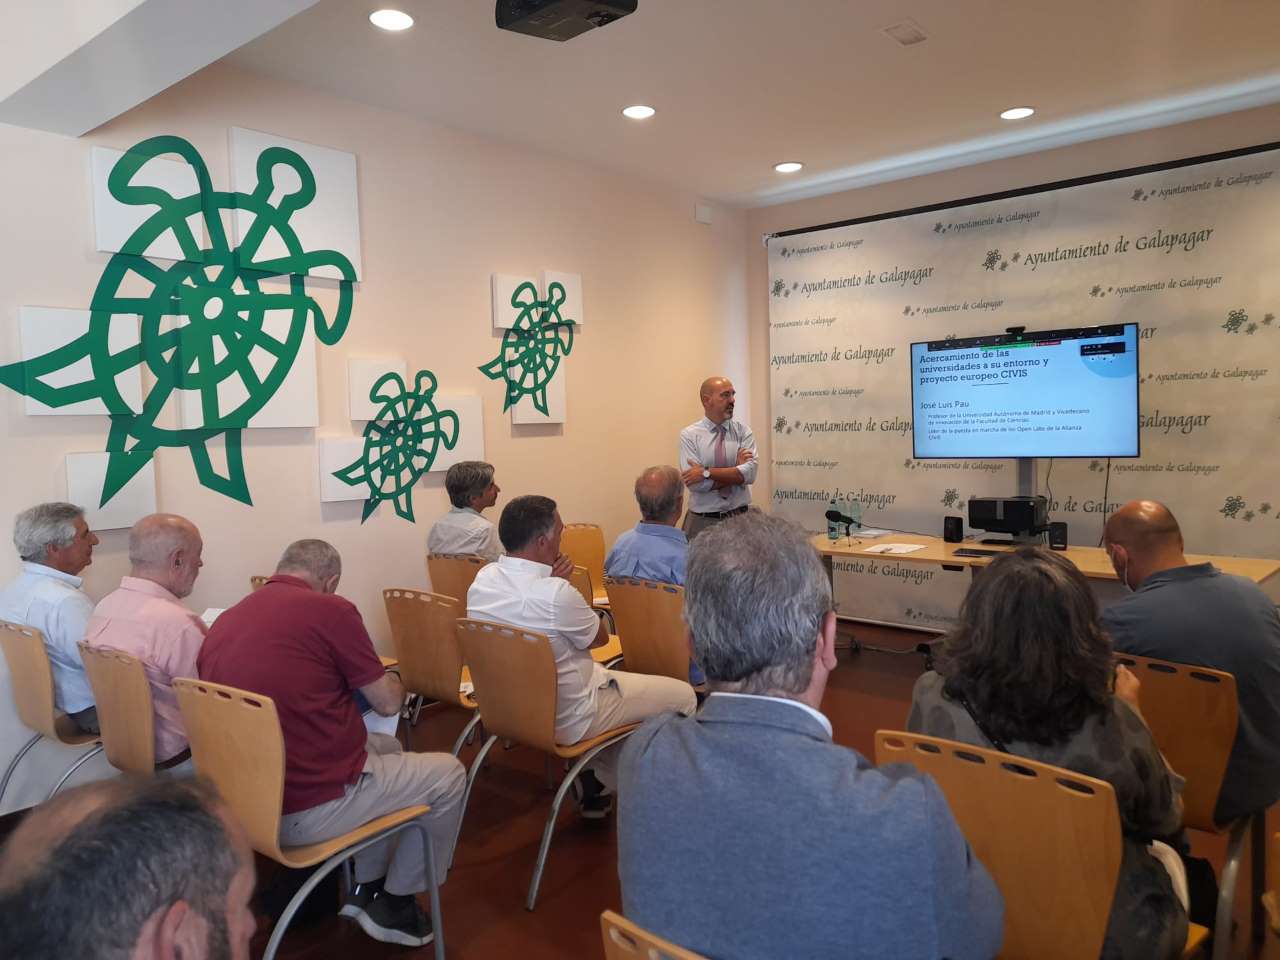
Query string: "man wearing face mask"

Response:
xmin=1101 ymin=499 xmax=1280 ymax=825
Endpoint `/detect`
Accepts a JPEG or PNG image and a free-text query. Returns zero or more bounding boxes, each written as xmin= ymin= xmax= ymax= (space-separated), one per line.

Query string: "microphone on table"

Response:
xmin=825 ymin=500 xmax=863 ymax=542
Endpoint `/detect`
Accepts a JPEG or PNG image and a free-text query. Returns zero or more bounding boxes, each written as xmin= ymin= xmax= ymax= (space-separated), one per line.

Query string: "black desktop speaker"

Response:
xmin=943 ymin=516 xmax=963 ymax=543
xmin=1049 ymin=521 xmax=1068 ymax=550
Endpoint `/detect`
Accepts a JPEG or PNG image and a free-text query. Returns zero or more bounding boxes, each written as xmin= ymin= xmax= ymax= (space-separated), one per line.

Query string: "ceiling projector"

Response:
xmin=496 ymin=1 xmax=638 ymax=41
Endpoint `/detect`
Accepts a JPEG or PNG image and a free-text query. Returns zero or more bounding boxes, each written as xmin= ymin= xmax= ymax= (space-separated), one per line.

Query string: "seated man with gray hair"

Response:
xmin=87 ymin=513 xmax=206 ymax=766
xmin=199 ymin=539 xmax=465 ymax=949
xmin=0 ymin=502 xmax=101 ymax=733
xmin=605 ymin=465 xmax=704 ymax=686
xmin=617 ymin=511 xmax=1003 ymax=959
xmin=427 ymin=460 xmax=502 ymax=561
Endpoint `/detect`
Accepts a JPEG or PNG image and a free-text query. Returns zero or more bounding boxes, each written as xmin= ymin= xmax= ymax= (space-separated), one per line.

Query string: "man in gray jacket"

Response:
xmin=617 ymin=511 xmax=1003 ymax=959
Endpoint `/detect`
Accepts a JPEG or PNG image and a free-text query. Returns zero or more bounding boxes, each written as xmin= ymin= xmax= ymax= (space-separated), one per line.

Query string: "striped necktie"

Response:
xmin=713 ymin=424 xmax=730 ymax=499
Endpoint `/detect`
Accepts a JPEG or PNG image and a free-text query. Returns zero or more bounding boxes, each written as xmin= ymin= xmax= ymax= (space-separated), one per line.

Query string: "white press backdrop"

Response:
xmin=767 ymin=144 xmax=1280 ymax=629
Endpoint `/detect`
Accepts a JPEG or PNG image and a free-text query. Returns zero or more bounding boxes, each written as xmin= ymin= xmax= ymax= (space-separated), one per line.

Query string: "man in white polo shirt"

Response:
xmin=467 ymin=495 xmax=695 ymax=817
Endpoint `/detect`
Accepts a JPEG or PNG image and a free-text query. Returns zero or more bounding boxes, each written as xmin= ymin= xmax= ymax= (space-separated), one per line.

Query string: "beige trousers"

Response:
xmin=279 ymin=734 xmax=466 ymax=896
xmin=578 ymin=670 xmax=697 ymax=789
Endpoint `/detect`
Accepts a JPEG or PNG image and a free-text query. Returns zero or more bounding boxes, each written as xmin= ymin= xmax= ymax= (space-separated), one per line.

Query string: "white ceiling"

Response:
xmin=225 ymin=0 xmax=1280 ymax=206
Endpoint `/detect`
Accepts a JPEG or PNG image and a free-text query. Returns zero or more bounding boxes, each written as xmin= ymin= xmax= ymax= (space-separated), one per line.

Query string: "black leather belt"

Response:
xmin=692 ymin=505 xmax=749 ymax=520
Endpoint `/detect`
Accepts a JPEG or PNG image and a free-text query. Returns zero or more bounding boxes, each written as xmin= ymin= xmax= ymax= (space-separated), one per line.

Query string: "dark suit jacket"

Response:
xmin=617 ymin=693 xmax=1003 ymax=959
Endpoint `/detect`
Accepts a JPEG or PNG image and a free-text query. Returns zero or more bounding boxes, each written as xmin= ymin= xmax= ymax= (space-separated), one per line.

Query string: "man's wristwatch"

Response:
xmin=702 ymin=468 xmax=711 ymax=480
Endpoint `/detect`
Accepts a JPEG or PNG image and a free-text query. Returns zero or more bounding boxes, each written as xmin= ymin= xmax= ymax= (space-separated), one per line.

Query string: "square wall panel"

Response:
xmin=318 ymin=437 xmax=368 ymax=502
xmin=19 ymin=306 xmax=143 ymax=416
xmin=541 ymin=270 xmax=583 ymax=326
xmin=430 ymin=392 xmax=485 ymax=472
xmin=66 ymin=451 xmax=156 ymax=530
xmin=491 ymin=273 xmax=537 ymax=331
xmin=348 ymin=357 xmax=408 ymax=421
xmin=228 ymin=128 xmax=362 ymax=281
xmin=90 ymin=146 xmax=206 ymax=262
xmin=511 ymin=372 xmax=566 ymax=425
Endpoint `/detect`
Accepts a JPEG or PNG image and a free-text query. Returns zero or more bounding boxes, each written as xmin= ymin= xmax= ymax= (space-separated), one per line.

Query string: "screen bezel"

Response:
xmin=909 ymin=322 xmax=1141 ymax=460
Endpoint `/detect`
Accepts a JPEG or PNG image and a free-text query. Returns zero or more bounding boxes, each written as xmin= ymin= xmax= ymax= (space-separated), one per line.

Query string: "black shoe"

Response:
xmin=355 ymin=892 xmax=434 ymax=948
xmin=338 ymin=877 xmax=384 ymax=923
xmin=570 ymin=770 xmax=614 ymax=820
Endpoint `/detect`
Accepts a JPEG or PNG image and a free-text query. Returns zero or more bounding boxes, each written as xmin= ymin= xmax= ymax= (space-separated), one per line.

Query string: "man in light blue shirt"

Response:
xmin=678 ymin=377 xmax=757 ymax=541
xmin=606 ymin=466 xmax=703 ymax=685
xmin=0 ymin=503 xmax=101 ymax=733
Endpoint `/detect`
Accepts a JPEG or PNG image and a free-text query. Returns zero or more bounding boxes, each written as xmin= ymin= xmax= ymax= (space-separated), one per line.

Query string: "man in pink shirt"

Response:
xmin=86 ymin=513 xmax=205 ymax=766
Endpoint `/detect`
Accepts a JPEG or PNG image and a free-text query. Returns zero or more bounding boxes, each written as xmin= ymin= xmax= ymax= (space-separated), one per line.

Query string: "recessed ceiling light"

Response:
xmin=774 ymin=161 xmax=804 ymax=174
xmin=622 ymin=105 xmax=656 ymax=120
xmin=1000 ymin=106 xmax=1035 ymax=121
xmin=369 ymin=9 xmax=414 ymax=31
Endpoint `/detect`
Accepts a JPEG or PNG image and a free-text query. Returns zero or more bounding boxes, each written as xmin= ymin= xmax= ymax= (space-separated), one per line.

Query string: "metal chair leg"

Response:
xmin=46 ymin=744 xmax=104 ymax=800
xmin=525 ymin=734 xmax=631 ymax=911
xmin=1252 ymin=810 xmax=1267 ymax=947
xmin=451 ymin=734 xmax=498 ymax=869
xmin=0 ymin=733 xmax=42 ymax=808
xmin=1213 ymin=816 xmax=1251 ymax=960
xmin=450 ymin=712 xmax=483 ymax=757
xmin=417 ymin=821 xmax=446 ymax=960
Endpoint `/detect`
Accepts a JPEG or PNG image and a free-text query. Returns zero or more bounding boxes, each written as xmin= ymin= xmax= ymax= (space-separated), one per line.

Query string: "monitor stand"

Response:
xmin=979 ymin=531 xmax=1046 ymax=546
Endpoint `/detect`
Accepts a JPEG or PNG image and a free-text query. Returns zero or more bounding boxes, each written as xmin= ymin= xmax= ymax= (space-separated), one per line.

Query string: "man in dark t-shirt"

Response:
xmin=199 ymin=539 xmax=464 ymax=948
xmin=1102 ymin=500 xmax=1280 ymax=824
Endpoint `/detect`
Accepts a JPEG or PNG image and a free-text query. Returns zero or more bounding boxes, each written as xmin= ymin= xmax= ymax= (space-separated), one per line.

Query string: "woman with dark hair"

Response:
xmin=908 ymin=547 xmax=1187 ymax=960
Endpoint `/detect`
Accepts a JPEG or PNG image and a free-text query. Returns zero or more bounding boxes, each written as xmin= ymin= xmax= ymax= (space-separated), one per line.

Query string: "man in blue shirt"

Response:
xmin=1102 ymin=499 xmax=1280 ymax=824
xmin=606 ymin=466 xmax=703 ymax=685
xmin=0 ymin=502 xmax=101 ymax=733
xmin=678 ymin=377 xmax=756 ymax=541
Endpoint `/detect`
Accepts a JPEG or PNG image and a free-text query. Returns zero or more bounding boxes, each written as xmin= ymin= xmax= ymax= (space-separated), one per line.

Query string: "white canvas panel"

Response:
xmin=19 ymin=307 xmax=143 ymax=416
xmin=491 ymin=273 xmax=537 ymax=331
xmin=430 ymin=392 xmax=485 ymax=472
xmin=66 ymin=452 xmax=156 ymax=530
xmin=228 ymin=127 xmax=362 ymax=281
xmin=348 ymin=357 xmax=407 ymax=421
xmin=511 ymin=372 xmax=566 ymax=424
xmin=542 ymin=270 xmax=584 ymax=326
xmin=318 ymin=437 xmax=368 ymax=502
xmin=90 ymin=146 xmax=206 ymax=262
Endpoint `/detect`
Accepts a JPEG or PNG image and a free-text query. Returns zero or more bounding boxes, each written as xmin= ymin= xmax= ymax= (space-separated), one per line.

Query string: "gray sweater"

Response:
xmin=617 ymin=693 xmax=1004 ymax=959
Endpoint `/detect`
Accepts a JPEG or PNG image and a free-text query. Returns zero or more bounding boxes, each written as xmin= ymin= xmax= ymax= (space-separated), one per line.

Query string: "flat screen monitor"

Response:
xmin=910 ymin=323 xmax=1139 ymax=459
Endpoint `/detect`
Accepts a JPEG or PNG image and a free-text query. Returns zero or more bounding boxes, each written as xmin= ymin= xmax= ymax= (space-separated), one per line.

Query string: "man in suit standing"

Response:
xmin=616 ymin=511 xmax=1003 ymax=960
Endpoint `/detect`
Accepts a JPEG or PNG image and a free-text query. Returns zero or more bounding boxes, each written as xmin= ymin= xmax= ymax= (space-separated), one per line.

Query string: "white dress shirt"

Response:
xmin=679 ymin=416 xmax=757 ymax=514
xmin=467 ymin=555 xmax=606 ymax=743
xmin=427 ymin=507 xmax=503 ymax=561
xmin=0 ymin=562 xmax=96 ymax=713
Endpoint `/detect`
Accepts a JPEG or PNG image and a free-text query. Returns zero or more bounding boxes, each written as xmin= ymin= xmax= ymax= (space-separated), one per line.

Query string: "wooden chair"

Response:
xmin=569 ymin=567 xmax=622 ymax=666
xmin=601 ymin=909 xmax=707 ymax=960
xmin=0 ymin=620 xmax=102 ymax=806
xmin=604 ymin=577 xmax=689 ymax=682
xmin=427 ymin=553 xmax=488 ymax=603
xmin=174 ymin=678 xmax=445 ymax=960
xmin=249 ymin=575 xmax=269 ymax=591
xmin=875 ymin=730 xmax=1209 ymax=960
xmin=383 ymin=589 xmax=481 ymax=754
xmin=455 ymin=618 xmax=638 ymax=910
xmin=77 ymin=642 xmax=155 ymax=774
xmin=1113 ymin=652 xmax=1256 ymax=958
xmin=1263 ymin=832 xmax=1280 ymax=934
xmin=561 ymin=523 xmax=609 ymax=608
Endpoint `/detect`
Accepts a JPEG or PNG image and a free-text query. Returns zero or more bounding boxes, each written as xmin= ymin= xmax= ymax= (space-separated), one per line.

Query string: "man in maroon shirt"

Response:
xmin=198 ymin=539 xmax=464 ymax=948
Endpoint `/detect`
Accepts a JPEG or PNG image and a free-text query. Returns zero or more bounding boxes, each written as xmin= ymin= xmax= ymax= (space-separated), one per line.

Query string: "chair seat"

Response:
xmin=460 ymin=690 xmax=478 ymax=710
xmin=275 ymin=805 xmax=430 ymax=869
xmin=53 ymin=713 xmax=100 ymax=747
xmin=1183 ymin=922 xmax=1209 ymax=958
xmin=379 ymin=655 xmax=399 ymax=669
xmin=590 ymin=634 xmax=623 ymax=664
xmin=552 ymin=723 xmax=639 ymax=760
xmin=592 ymin=592 xmax=610 ymax=608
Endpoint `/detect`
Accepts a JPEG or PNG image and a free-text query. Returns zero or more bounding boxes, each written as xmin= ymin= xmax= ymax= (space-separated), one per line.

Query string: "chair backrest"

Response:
xmin=569 ymin=565 xmax=594 ymax=609
xmin=561 ymin=523 xmax=606 ymax=591
xmin=427 ymin=553 xmax=488 ymax=603
xmin=601 ymin=909 xmax=706 ymax=960
xmin=77 ymin=642 xmax=154 ymax=773
xmin=383 ymin=589 xmax=468 ymax=706
xmin=249 ymin=575 xmax=269 ymax=591
xmin=455 ymin=619 xmax=558 ymax=753
xmin=876 ymin=730 xmax=1121 ymax=960
xmin=1112 ymin=652 xmax=1237 ymax=830
xmin=0 ymin=619 xmax=60 ymax=738
xmin=173 ymin=678 xmax=287 ymax=860
xmin=604 ymin=577 xmax=688 ymax=681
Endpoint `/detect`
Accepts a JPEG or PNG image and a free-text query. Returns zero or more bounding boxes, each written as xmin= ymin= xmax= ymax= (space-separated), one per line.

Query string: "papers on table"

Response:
xmin=853 ymin=528 xmax=892 ymax=538
xmin=460 ymin=681 xmax=475 ymax=697
xmin=863 ymin=543 xmax=927 ymax=555
xmin=200 ymin=608 xmax=225 ymax=628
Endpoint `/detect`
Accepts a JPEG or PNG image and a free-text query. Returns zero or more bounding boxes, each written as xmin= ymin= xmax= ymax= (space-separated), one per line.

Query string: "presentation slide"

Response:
xmin=911 ymin=324 xmax=1139 ymax=458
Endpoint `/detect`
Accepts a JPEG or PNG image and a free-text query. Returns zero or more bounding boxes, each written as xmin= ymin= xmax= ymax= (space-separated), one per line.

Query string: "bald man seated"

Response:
xmin=1102 ymin=500 xmax=1280 ymax=823
xmin=678 ymin=376 xmax=757 ymax=541
xmin=0 ymin=777 xmax=255 ymax=959
xmin=87 ymin=513 xmax=207 ymax=768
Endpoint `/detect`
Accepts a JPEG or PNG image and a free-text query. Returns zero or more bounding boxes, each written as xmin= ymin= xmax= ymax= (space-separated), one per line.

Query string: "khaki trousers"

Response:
xmin=279 ymin=734 xmax=466 ymax=896
xmin=578 ymin=670 xmax=696 ymax=789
